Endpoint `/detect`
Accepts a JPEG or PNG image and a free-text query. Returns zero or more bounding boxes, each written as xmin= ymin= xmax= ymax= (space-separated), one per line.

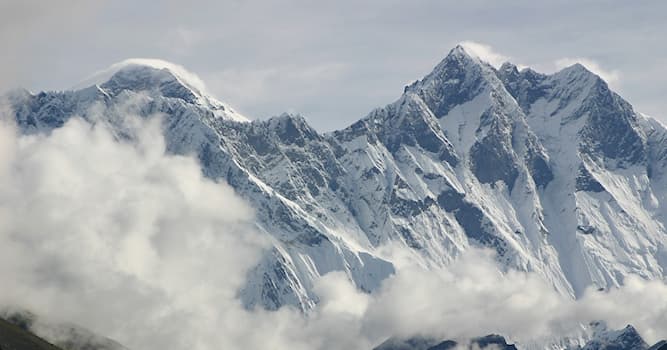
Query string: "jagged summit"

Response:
xmin=426 ymin=44 xmax=494 ymax=78
xmin=442 ymin=43 xmax=499 ymax=69
xmin=441 ymin=45 xmax=611 ymax=92
xmin=448 ymin=44 xmax=476 ymax=60
xmin=403 ymin=45 xmax=498 ymax=120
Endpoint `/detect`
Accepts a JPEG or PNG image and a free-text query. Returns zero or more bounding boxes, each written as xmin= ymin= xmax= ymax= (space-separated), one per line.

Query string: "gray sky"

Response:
xmin=2 ymin=0 xmax=666 ymax=131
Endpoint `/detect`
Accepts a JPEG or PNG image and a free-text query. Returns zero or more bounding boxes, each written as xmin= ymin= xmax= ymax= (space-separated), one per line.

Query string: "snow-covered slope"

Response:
xmin=5 ymin=48 xmax=667 ymax=311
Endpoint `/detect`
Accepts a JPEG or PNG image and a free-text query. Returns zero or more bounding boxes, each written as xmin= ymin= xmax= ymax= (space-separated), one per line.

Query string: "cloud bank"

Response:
xmin=0 ymin=108 xmax=665 ymax=350
xmin=0 ymin=109 xmax=269 ymax=349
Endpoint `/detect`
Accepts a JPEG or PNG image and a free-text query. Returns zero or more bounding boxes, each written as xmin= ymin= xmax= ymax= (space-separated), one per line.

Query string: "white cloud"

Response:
xmin=555 ymin=57 xmax=621 ymax=88
xmin=361 ymin=250 xmax=667 ymax=346
xmin=459 ymin=41 xmax=510 ymax=68
xmin=0 ymin=110 xmax=269 ymax=350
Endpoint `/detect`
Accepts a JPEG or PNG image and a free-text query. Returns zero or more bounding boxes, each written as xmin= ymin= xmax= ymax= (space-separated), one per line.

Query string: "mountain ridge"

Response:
xmin=4 ymin=45 xmax=667 ymax=315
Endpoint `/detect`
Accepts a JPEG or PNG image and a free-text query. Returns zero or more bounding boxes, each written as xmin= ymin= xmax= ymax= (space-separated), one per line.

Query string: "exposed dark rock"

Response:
xmin=578 ymin=80 xmax=647 ymax=168
xmin=496 ymin=64 xmax=550 ymax=111
xmin=576 ymin=164 xmax=605 ymax=192
xmin=470 ymin=114 xmax=519 ymax=192
xmin=577 ymin=225 xmax=597 ymax=235
xmin=437 ymin=190 xmax=507 ymax=256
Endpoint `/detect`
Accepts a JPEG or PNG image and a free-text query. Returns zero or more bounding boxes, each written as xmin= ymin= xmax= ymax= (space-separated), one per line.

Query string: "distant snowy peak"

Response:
xmin=77 ymin=58 xmax=249 ymax=122
xmin=584 ymin=323 xmax=650 ymax=350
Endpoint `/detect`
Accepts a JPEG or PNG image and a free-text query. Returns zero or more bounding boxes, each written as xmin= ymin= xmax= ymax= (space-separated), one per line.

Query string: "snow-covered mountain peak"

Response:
xmin=584 ymin=323 xmax=649 ymax=350
xmin=78 ymin=58 xmax=208 ymax=95
xmin=550 ymin=62 xmax=606 ymax=92
xmin=79 ymin=58 xmax=250 ymax=122
xmin=430 ymin=44 xmax=493 ymax=76
xmin=102 ymin=64 xmax=195 ymax=98
xmin=449 ymin=44 xmax=474 ymax=59
xmin=558 ymin=62 xmax=596 ymax=77
xmin=402 ymin=45 xmax=501 ymax=120
xmin=445 ymin=44 xmax=495 ymax=68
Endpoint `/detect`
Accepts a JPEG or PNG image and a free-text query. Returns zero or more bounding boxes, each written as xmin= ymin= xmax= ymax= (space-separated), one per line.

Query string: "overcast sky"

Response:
xmin=2 ymin=0 xmax=666 ymax=131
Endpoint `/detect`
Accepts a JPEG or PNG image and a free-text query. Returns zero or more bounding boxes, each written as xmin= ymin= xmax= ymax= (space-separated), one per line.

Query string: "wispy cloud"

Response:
xmin=459 ymin=41 xmax=510 ymax=68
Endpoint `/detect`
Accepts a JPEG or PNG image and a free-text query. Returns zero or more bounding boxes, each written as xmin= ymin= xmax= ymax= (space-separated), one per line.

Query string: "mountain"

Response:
xmin=4 ymin=45 xmax=667 ymax=315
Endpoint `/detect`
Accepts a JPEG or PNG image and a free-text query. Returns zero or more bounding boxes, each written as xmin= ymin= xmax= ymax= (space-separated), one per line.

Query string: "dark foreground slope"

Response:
xmin=0 ymin=317 xmax=63 ymax=350
xmin=0 ymin=312 xmax=127 ymax=350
